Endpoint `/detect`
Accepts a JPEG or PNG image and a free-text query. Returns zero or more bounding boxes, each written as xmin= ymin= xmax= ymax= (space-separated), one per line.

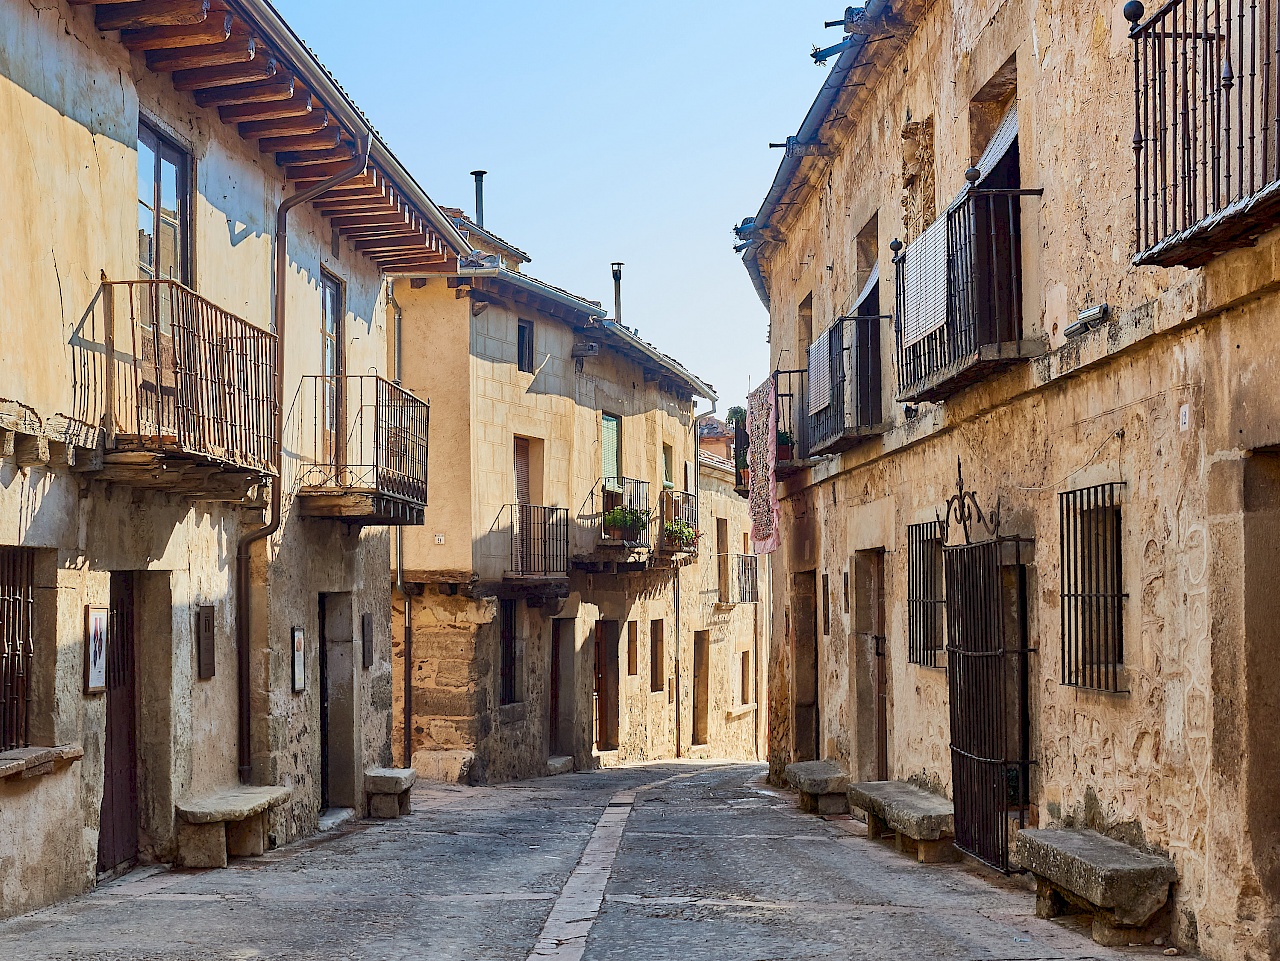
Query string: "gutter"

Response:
xmin=236 ymin=0 xmax=473 ymax=258
xmin=235 ymin=135 xmax=372 ymax=784
xmin=738 ymin=0 xmax=892 ymax=309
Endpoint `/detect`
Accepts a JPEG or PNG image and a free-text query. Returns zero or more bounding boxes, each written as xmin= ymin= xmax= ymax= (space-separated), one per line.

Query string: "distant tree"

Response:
xmin=726 ymin=406 xmax=747 ymax=427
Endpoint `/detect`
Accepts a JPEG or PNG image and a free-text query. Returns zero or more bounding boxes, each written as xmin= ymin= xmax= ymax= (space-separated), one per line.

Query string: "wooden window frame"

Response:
xmin=517 ymin=318 xmax=535 ymax=374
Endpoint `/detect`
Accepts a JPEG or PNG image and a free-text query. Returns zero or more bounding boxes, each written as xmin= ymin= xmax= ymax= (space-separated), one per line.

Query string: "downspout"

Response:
xmin=236 ymin=134 xmax=371 ymax=783
xmin=675 ymin=398 xmax=717 ymax=759
xmin=388 ymin=278 xmax=420 ymax=769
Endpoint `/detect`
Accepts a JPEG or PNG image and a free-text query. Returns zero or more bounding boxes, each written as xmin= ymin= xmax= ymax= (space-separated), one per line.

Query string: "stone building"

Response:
xmin=0 ymin=0 xmax=464 ymax=918
xmin=736 ymin=0 xmax=1280 ymax=958
xmin=389 ymin=217 xmax=768 ymax=783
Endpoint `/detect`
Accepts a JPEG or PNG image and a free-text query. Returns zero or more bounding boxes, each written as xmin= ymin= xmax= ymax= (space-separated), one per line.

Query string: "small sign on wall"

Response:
xmin=361 ymin=613 xmax=374 ymax=669
xmin=84 ymin=606 xmax=109 ymax=694
xmin=197 ymin=606 xmax=216 ymax=679
xmin=292 ymin=627 xmax=306 ymax=693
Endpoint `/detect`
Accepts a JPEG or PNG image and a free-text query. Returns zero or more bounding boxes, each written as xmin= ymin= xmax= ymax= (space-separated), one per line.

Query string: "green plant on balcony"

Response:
xmin=603 ymin=505 xmax=650 ymax=540
xmin=663 ymin=518 xmax=700 ymax=551
xmin=776 ymin=428 xmax=795 ymax=461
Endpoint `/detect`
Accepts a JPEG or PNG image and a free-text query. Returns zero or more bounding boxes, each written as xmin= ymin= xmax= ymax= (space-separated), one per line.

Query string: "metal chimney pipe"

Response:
xmin=470 ymin=170 xmax=487 ymax=227
xmin=611 ymin=261 xmax=623 ymax=324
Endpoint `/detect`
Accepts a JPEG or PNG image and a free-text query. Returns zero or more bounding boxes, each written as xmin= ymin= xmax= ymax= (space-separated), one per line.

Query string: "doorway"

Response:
xmin=319 ymin=593 xmax=358 ymax=811
xmin=692 ymin=631 xmax=710 ymax=746
xmin=944 ymin=537 xmax=1032 ymax=873
xmin=853 ymin=550 xmax=888 ymax=781
xmin=592 ymin=621 xmax=619 ymax=751
xmin=549 ymin=619 xmax=574 ymax=756
xmin=98 ymin=572 xmax=139 ymax=876
xmin=791 ymin=571 xmax=819 ymax=761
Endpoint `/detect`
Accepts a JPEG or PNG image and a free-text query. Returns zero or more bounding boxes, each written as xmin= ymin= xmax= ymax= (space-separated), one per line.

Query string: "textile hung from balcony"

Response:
xmin=900 ymin=102 xmax=1018 ymax=348
xmin=807 ymin=326 xmax=832 ymax=413
xmin=853 ymin=264 xmax=879 ymax=315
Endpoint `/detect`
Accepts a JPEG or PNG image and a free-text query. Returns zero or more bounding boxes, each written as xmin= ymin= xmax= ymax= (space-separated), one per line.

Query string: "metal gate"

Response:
xmin=940 ymin=463 xmax=1033 ymax=873
xmin=98 ymin=572 xmax=139 ymax=876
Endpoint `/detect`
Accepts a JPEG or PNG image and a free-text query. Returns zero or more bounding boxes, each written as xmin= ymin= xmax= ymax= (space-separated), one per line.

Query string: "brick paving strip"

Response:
xmin=528 ymin=769 xmax=710 ymax=960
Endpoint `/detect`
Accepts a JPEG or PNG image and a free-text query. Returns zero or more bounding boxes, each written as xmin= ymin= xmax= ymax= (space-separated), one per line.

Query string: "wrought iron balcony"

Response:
xmin=504 ymin=504 xmax=570 ymax=579
xmin=717 ymin=553 xmax=760 ymax=605
xmin=97 ymin=279 xmax=277 ymax=499
xmin=595 ymin=477 xmax=651 ymax=549
xmin=657 ymin=489 xmax=699 ymax=554
xmin=894 ymin=188 xmax=1043 ymax=403
xmin=1128 ymin=0 xmax=1280 ymax=266
xmin=807 ymin=314 xmax=887 ymax=457
xmin=771 ymin=368 xmax=810 ymax=474
xmin=296 ymin=375 xmax=429 ymax=525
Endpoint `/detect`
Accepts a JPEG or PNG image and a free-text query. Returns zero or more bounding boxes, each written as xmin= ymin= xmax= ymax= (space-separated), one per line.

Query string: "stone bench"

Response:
xmin=175 ymin=786 xmax=291 ymax=868
xmin=784 ymin=760 xmax=849 ymax=815
xmin=847 ymin=780 xmax=957 ymax=863
xmin=1015 ymin=828 xmax=1178 ymax=947
xmin=365 ymin=767 xmax=417 ymax=819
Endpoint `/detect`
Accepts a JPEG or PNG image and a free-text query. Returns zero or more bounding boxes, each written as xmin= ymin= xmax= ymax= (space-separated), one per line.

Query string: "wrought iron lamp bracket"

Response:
xmin=937 ymin=457 xmax=1002 ymax=546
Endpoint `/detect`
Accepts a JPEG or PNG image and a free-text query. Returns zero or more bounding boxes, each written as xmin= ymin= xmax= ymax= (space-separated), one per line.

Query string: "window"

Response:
xmin=798 ymin=292 xmax=814 ymax=357
xmin=137 ymin=121 xmax=191 ymax=288
xmin=822 ymin=573 xmax=830 ymax=635
xmin=319 ymin=272 xmax=344 ymax=466
xmin=1060 ymin=483 xmax=1125 ymax=692
xmin=843 ymin=570 xmax=850 ymax=614
xmin=662 ymin=443 xmax=674 ymax=488
xmin=907 ymin=521 xmax=945 ymax=667
xmin=0 ymin=547 xmax=35 ymax=751
xmin=717 ymin=518 xmax=730 ymax=602
xmin=517 ymin=318 xmax=535 ymax=373
xmin=740 ymin=650 xmax=752 ymax=705
xmin=627 ymin=621 xmax=638 ymax=676
xmin=649 ymin=620 xmax=664 ymax=692
xmin=601 ymin=413 xmax=621 ymax=483
xmin=499 ymin=599 xmax=522 ymax=705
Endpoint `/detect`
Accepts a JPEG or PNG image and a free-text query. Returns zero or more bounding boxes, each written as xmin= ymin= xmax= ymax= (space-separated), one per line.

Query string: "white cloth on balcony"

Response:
xmin=899 ymin=216 xmax=950 ymax=348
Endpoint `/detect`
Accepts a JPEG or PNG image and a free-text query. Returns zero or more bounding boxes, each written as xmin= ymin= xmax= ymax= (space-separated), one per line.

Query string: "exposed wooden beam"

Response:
xmin=194 ymin=75 xmax=293 ymax=107
xmin=311 ymin=180 xmax=385 ymax=201
xmin=286 ymin=158 xmax=365 ymax=181
xmin=310 ymin=199 xmax=391 ymax=217
xmin=258 ymin=127 xmax=342 ymax=153
xmin=121 ymin=11 xmax=231 ymax=50
xmin=96 ymin=0 xmax=209 ymax=32
xmin=146 ymin=36 xmax=254 ymax=72
xmin=218 ymin=89 xmax=313 ymax=122
xmin=172 ymin=57 xmax=276 ymax=91
xmin=352 ymin=233 xmax=428 ymax=250
xmin=327 ymin=211 xmax=411 ymax=229
xmin=274 ymin=146 xmax=354 ymax=166
xmin=237 ymin=110 xmax=327 ymax=140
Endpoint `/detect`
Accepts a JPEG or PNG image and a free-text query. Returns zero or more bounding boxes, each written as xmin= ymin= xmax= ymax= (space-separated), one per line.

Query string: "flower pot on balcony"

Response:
xmin=738 ymin=467 xmax=750 ymax=487
xmin=777 ymin=443 xmax=794 ymax=462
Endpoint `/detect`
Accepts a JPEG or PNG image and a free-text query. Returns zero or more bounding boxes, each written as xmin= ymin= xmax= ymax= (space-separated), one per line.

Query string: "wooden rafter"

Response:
xmin=237 ymin=110 xmax=328 ymax=139
xmin=96 ymin=0 xmax=210 ymax=32
xmin=146 ymin=37 xmax=255 ymax=72
xmin=172 ymin=58 xmax=277 ymax=91
xmin=258 ymin=127 xmax=342 ymax=153
xmin=218 ymin=89 xmax=313 ymax=122
xmin=194 ymin=75 xmax=294 ymax=107
xmin=121 ymin=12 xmax=232 ymax=50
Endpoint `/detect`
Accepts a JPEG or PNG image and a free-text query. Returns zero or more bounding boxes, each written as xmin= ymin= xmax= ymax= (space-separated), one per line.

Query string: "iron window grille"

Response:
xmin=907 ymin=521 xmax=946 ymax=667
xmin=1060 ymin=483 xmax=1127 ymax=692
xmin=1 ymin=547 xmax=35 ymax=752
xmin=499 ymin=599 xmax=518 ymax=705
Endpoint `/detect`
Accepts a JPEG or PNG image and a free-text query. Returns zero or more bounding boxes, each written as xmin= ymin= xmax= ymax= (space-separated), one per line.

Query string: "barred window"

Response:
xmin=499 ymin=599 xmax=522 ymax=705
xmin=1 ymin=547 xmax=35 ymax=751
xmin=907 ymin=521 xmax=945 ymax=666
xmin=1060 ymin=483 xmax=1126 ymax=692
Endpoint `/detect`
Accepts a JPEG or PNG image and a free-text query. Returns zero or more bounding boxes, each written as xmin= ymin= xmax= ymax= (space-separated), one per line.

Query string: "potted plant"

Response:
xmin=603 ymin=505 xmax=650 ymax=541
xmin=663 ymin=518 xmax=700 ymax=552
xmin=776 ymin=428 xmax=794 ymax=462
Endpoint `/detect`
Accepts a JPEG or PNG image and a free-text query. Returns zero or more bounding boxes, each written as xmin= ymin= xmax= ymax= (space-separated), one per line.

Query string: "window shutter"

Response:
xmin=513 ymin=437 xmax=531 ymax=504
xmin=900 ymin=216 xmax=950 ymax=347
xmin=602 ymin=414 xmax=620 ymax=483
xmin=807 ymin=326 xmax=832 ymax=412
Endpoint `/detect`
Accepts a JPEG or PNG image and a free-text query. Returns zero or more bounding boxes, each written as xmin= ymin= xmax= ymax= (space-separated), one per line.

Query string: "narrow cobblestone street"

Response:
xmin=0 ymin=763 xmax=1168 ymax=961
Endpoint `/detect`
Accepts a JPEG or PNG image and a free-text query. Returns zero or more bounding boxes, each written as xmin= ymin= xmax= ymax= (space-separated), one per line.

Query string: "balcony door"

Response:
xmin=514 ymin=437 xmax=531 ymax=573
xmin=320 ymin=272 xmax=345 ymax=473
xmin=135 ymin=123 xmax=191 ymax=439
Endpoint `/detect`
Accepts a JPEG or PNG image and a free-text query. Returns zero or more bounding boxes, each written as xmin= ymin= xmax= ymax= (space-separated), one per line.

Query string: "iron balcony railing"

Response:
xmin=808 ymin=314 xmax=884 ymax=456
xmin=103 ymin=279 xmax=277 ymax=474
xmin=506 ymin=504 xmax=570 ymax=578
xmin=657 ymin=488 xmax=699 ymax=553
xmin=894 ymin=189 xmax=1040 ymax=401
xmin=771 ymin=368 xmax=810 ymax=462
xmin=1128 ymin=0 xmax=1280 ymax=265
xmin=597 ymin=476 xmax=651 ymax=548
xmin=298 ymin=374 xmax=429 ymax=507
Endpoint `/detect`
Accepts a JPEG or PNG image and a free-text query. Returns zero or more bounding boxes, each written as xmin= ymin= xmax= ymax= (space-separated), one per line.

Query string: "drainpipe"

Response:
xmin=674 ymin=398 xmax=718 ymax=758
xmin=388 ymin=278 xmax=421 ymax=769
xmin=236 ymin=134 xmax=371 ymax=784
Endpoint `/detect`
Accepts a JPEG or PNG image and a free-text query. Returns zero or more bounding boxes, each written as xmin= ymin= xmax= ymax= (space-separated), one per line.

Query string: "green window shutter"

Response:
xmin=602 ymin=414 xmax=621 ymax=484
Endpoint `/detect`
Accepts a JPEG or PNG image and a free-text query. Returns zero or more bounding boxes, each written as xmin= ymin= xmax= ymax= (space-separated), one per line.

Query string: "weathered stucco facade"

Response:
xmin=390 ymin=228 xmax=767 ymax=783
xmin=740 ymin=0 xmax=1280 ymax=957
xmin=0 ymin=0 xmax=461 ymax=919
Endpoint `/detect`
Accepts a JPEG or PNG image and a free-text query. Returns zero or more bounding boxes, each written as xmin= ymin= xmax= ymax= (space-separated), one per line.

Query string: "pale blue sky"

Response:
xmin=272 ymin=1 xmax=843 ymax=409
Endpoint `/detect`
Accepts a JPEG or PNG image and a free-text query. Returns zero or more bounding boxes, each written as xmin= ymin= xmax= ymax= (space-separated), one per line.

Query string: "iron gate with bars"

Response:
xmin=944 ymin=535 xmax=1033 ymax=873
xmin=1 ymin=547 xmax=35 ymax=752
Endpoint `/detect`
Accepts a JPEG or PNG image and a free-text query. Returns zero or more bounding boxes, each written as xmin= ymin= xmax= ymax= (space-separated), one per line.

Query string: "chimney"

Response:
xmin=611 ymin=262 xmax=624 ymax=324
xmin=470 ymin=170 xmax=487 ymax=228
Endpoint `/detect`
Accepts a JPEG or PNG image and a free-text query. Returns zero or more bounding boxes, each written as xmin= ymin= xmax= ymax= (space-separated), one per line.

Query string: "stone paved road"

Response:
xmin=0 ymin=762 xmax=1172 ymax=960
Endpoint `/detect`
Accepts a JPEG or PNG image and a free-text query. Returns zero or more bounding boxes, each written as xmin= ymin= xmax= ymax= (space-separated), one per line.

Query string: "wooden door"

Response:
xmin=514 ymin=437 xmax=531 ymax=573
xmin=692 ymin=631 xmax=710 ymax=746
xmin=592 ymin=622 xmax=604 ymax=750
xmin=98 ymin=573 xmax=139 ymax=876
xmin=549 ymin=620 xmax=562 ymax=756
xmin=319 ymin=595 xmax=331 ymax=810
